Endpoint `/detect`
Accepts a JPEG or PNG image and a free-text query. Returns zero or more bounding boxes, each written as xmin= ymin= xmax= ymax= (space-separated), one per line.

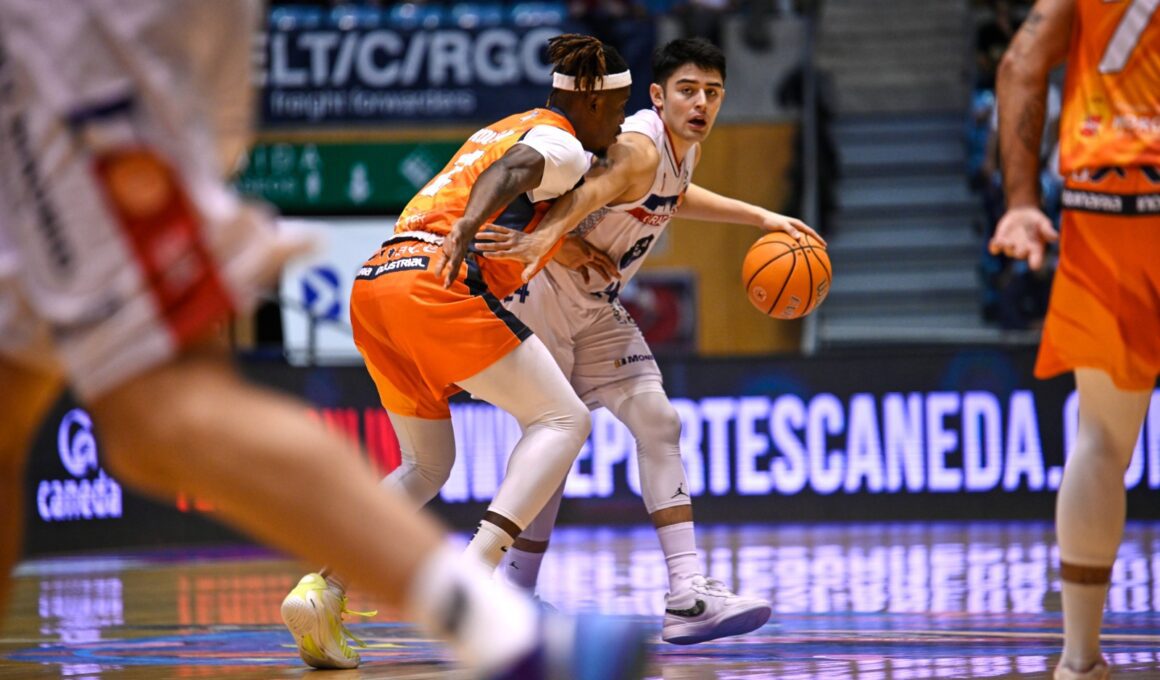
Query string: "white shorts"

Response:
xmin=504 ymin=268 xmax=665 ymax=411
xmin=0 ymin=0 xmax=303 ymax=401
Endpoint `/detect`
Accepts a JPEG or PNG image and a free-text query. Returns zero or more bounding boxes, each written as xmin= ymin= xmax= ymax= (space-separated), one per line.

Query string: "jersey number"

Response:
xmin=504 ymin=284 xmax=530 ymax=304
xmin=1099 ymin=0 xmax=1159 ymax=74
xmin=618 ymin=234 xmax=656 ymax=270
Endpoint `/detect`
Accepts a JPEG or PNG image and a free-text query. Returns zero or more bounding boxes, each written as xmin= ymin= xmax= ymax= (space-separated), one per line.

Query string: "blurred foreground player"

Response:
xmin=990 ymin=1 xmax=1160 ymax=678
xmin=0 ymin=3 xmax=644 ymax=678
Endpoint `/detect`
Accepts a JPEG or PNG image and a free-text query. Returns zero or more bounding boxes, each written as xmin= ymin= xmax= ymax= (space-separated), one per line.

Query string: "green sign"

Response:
xmin=236 ymin=141 xmax=459 ymax=213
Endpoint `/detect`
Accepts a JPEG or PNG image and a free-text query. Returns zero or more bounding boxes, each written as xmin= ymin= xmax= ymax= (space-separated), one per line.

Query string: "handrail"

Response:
xmin=799 ymin=10 xmax=822 ymax=356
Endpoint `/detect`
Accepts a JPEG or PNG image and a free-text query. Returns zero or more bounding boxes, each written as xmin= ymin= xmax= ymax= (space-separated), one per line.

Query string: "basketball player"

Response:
xmin=0 ymin=6 xmax=644 ymax=678
xmin=475 ymin=38 xmax=821 ymax=644
xmin=280 ymin=34 xmax=638 ymax=668
xmin=989 ymin=1 xmax=1159 ymax=678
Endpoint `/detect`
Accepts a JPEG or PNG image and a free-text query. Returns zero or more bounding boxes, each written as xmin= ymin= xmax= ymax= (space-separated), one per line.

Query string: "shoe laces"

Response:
xmin=334 ymin=593 xmax=377 ymax=649
xmin=691 ymin=576 xmax=734 ymax=597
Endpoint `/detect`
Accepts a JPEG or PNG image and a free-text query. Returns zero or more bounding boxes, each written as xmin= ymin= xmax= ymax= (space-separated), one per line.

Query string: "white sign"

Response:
xmin=279 ymin=217 xmax=396 ymax=365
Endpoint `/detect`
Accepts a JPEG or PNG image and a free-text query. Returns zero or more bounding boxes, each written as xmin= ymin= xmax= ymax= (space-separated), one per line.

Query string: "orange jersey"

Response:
xmin=1059 ymin=0 xmax=1160 ymax=173
xmin=396 ymin=108 xmax=577 ymax=299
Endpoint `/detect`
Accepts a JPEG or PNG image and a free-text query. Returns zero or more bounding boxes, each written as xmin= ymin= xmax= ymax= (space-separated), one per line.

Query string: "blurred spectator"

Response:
xmin=977 ymin=71 xmax=1063 ymax=331
xmin=672 ymin=0 xmax=729 ymax=47
xmin=568 ymin=0 xmax=656 ymax=112
xmin=776 ymin=65 xmax=838 ymax=234
xmin=974 ymin=0 xmax=1021 ymax=89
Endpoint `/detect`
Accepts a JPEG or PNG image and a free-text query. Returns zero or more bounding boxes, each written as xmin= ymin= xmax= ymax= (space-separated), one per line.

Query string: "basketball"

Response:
xmin=742 ymin=232 xmax=831 ymax=319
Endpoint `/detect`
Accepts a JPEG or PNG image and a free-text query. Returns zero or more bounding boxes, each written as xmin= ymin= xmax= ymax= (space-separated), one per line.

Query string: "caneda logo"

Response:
xmin=37 ymin=409 xmax=123 ymax=522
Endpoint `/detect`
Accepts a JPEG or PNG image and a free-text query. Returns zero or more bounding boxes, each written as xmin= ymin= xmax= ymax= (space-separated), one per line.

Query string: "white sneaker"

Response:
xmin=1054 ymin=658 xmax=1111 ymax=680
xmin=661 ymin=575 xmax=772 ymax=645
xmin=281 ymin=573 xmax=376 ymax=669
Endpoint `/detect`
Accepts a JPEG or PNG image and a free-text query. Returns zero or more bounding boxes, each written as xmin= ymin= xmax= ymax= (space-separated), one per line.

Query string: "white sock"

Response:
xmin=657 ymin=522 xmax=701 ymax=592
xmin=406 ymin=544 xmax=538 ymax=674
xmin=500 ymin=547 xmax=546 ymax=592
xmin=466 ymin=520 xmax=516 ymax=570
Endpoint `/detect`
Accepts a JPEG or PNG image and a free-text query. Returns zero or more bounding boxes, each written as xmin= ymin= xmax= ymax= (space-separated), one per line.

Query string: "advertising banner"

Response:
xmin=22 ymin=349 xmax=1159 ymax=554
xmin=261 ymin=24 xmax=567 ymax=126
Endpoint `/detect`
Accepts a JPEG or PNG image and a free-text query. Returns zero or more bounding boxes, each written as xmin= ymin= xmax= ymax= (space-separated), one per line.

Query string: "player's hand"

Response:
xmin=434 ymin=219 xmax=474 ymax=288
xmin=474 ymin=224 xmax=551 ymax=282
xmin=553 ymin=235 xmax=620 ymax=284
xmin=760 ymin=212 xmax=826 ymax=246
xmin=989 ymin=205 xmax=1059 ymax=271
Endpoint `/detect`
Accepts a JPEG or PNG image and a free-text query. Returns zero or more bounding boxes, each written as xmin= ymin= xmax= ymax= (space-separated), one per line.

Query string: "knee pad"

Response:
xmin=611 ymin=389 xmax=690 ymax=515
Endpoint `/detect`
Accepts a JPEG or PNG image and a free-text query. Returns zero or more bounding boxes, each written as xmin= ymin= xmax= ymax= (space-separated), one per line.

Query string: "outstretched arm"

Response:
xmin=434 ymin=144 xmax=546 ymax=287
xmin=679 ymin=183 xmax=824 ymax=244
xmin=989 ymin=0 xmax=1072 ymax=270
xmin=475 ymin=133 xmax=659 ymax=281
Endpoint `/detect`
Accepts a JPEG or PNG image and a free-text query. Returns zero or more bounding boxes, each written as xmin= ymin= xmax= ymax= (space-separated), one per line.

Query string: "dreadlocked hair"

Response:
xmin=547 ymin=34 xmax=629 ymax=92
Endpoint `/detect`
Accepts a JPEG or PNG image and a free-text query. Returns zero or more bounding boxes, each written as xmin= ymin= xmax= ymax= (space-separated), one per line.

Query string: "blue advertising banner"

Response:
xmin=21 ymin=348 xmax=1160 ymax=555
xmin=261 ymin=24 xmax=569 ymax=126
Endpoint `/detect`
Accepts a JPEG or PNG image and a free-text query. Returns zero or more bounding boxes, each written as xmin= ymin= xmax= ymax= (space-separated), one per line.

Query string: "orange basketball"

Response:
xmin=742 ymin=232 xmax=831 ymax=319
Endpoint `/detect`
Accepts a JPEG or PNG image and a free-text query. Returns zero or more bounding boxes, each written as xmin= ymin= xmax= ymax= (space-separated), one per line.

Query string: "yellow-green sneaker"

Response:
xmin=281 ymin=573 xmax=375 ymax=669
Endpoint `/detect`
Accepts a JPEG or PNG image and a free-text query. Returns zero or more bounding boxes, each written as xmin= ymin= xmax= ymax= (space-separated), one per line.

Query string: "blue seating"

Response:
xmin=329 ymin=4 xmax=386 ymax=29
xmin=508 ymin=2 xmax=568 ymax=27
xmin=268 ymin=5 xmax=326 ymax=31
xmin=388 ymin=3 xmax=446 ymax=30
xmin=451 ymin=3 xmax=507 ymax=29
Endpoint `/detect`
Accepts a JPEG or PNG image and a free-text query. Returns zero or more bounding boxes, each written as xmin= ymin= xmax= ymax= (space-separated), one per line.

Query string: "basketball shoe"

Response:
xmin=489 ymin=611 xmax=647 ymax=680
xmin=281 ymin=573 xmax=375 ymax=669
xmin=1054 ymin=658 xmax=1111 ymax=680
xmin=661 ymin=575 xmax=772 ymax=645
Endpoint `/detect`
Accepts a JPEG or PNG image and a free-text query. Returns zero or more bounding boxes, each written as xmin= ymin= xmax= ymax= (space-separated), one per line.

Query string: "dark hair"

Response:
xmin=547 ymin=34 xmax=629 ymax=92
xmin=652 ymin=38 xmax=726 ymax=86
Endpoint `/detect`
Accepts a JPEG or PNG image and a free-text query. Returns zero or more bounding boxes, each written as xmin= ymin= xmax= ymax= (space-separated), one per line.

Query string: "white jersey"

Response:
xmin=503 ymin=108 xmax=697 ymax=411
xmin=544 ymin=108 xmax=697 ymax=308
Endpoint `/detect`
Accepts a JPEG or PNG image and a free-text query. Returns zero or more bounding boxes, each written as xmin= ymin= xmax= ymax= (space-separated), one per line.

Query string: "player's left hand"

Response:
xmin=434 ymin=219 xmax=474 ymax=288
xmin=474 ymin=224 xmax=552 ymax=282
xmin=554 ymin=235 xmax=619 ymax=284
xmin=760 ymin=212 xmax=825 ymax=245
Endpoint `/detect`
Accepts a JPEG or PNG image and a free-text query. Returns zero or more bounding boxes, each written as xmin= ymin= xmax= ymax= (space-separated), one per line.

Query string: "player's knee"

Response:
xmin=647 ymin=400 xmax=683 ymax=446
xmin=415 ymin=455 xmax=454 ymax=491
xmin=623 ymin=393 xmax=682 ymax=448
xmin=535 ymin=391 xmax=590 ymax=441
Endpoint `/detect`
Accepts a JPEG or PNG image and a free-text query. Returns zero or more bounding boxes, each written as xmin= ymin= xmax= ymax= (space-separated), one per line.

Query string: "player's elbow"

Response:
xmin=996 ymin=50 xmax=1044 ymax=89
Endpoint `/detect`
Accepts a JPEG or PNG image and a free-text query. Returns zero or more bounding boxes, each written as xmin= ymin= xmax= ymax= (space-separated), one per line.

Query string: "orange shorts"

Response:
xmin=350 ymin=237 xmax=532 ymax=419
xmin=1036 ymin=167 xmax=1160 ymax=390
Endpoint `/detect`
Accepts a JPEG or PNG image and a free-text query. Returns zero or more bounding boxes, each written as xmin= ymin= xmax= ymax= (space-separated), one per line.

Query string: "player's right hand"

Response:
xmin=988 ymin=205 xmax=1059 ymax=271
xmin=434 ymin=220 xmax=472 ymax=288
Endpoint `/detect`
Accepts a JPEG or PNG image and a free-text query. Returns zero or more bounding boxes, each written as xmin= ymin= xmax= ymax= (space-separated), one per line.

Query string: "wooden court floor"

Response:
xmin=2 ymin=522 xmax=1159 ymax=679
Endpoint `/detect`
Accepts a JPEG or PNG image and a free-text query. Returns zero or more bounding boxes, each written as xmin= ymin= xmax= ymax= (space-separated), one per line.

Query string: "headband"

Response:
xmin=551 ymin=70 xmax=632 ymax=91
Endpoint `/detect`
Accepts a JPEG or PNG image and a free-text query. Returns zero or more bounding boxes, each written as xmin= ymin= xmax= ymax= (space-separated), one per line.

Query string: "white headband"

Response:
xmin=552 ymin=70 xmax=632 ymax=91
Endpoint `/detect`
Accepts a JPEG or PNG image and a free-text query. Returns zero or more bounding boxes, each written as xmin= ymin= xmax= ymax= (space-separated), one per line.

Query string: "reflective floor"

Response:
xmin=2 ymin=522 xmax=1159 ymax=679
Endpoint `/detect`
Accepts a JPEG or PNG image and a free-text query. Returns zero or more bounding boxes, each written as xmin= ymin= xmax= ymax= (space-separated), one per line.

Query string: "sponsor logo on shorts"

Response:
xmin=613 ymin=353 xmax=655 ymax=369
xmin=356 ymin=256 xmax=430 ymax=280
xmin=1061 ymin=188 xmax=1160 ymax=215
